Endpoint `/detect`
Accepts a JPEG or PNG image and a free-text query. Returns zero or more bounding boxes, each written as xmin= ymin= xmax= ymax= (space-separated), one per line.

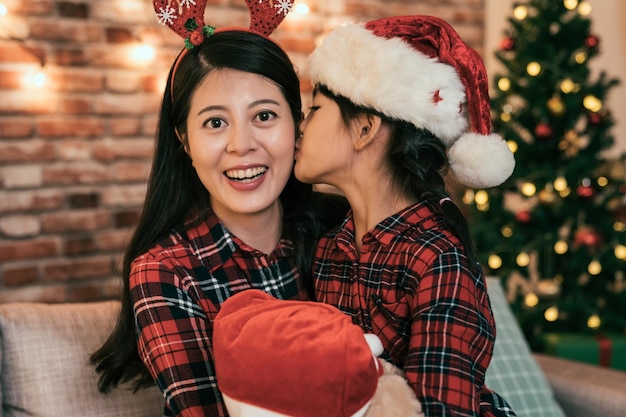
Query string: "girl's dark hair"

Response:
xmin=315 ymin=84 xmax=479 ymax=268
xmin=91 ymin=31 xmax=347 ymax=393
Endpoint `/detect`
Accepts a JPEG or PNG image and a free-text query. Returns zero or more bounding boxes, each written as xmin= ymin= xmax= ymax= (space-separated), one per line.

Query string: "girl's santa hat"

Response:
xmin=213 ymin=290 xmax=385 ymax=417
xmin=307 ymin=15 xmax=515 ymax=188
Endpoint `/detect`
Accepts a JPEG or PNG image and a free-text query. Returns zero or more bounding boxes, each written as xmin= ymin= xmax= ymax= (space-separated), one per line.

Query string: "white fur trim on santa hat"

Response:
xmin=308 ymin=23 xmax=467 ymax=144
xmin=448 ymin=132 xmax=515 ymax=188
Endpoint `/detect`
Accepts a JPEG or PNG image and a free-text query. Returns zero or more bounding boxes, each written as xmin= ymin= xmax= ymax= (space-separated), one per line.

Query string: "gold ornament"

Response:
xmin=548 ymin=96 xmax=565 ymax=115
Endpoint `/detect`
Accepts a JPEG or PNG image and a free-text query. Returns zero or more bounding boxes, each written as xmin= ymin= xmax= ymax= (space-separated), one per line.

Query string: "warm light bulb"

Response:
xmin=615 ymin=245 xmax=626 ymax=260
xmin=294 ymin=3 xmax=309 ymax=15
xmin=33 ymin=71 xmax=46 ymax=87
xmin=498 ymin=77 xmax=511 ymax=91
xmin=507 ymin=140 xmax=518 ymax=153
xmin=554 ymin=240 xmax=568 ymax=255
xmin=500 ymin=113 xmax=512 ymax=122
xmin=525 ymin=293 xmax=539 ymax=307
xmin=521 ymin=182 xmax=536 ymax=197
xmin=501 ymin=226 xmax=513 ymax=238
xmin=488 ymin=254 xmax=503 ymax=270
xmin=560 ymin=79 xmax=575 ymax=94
xmin=553 ymin=177 xmax=568 ymax=192
xmin=563 ymin=0 xmax=578 ymax=10
xmin=462 ymin=190 xmax=475 ymax=205
xmin=474 ymin=190 xmax=489 ymax=205
xmin=588 ymin=260 xmax=602 ymax=275
xmin=526 ymin=62 xmax=542 ymax=76
xmin=575 ymin=51 xmax=588 ymax=64
xmin=587 ymin=314 xmax=601 ymax=329
xmin=516 ymin=252 xmax=530 ymax=267
xmin=544 ymin=306 xmax=559 ymax=322
xmin=0 ymin=3 xmax=7 ymax=16
xmin=513 ymin=5 xmax=528 ymax=20
xmin=578 ymin=1 xmax=592 ymax=16
xmin=597 ymin=176 xmax=608 ymax=187
xmin=583 ymin=95 xmax=602 ymax=112
xmin=129 ymin=44 xmax=155 ymax=65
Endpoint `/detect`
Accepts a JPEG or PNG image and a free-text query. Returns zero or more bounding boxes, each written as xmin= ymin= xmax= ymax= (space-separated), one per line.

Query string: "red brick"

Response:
xmin=43 ymin=163 xmax=112 ymax=185
xmin=101 ymin=184 xmax=147 ymax=207
xmin=41 ymin=210 xmax=110 ymax=233
xmin=0 ymin=286 xmax=66 ymax=304
xmin=30 ymin=20 xmax=102 ymax=43
xmin=0 ymin=238 xmax=60 ymax=262
xmin=0 ymin=91 xmax=57 ymax=115
xmin=42 ymin=255 xmax=112 ymax=282
xmin=12 ymin=1 xmax=55 ymax=15
xmin=0 ymin=215 xmax=41 ymax=237
xmin=2 ymin=265 xmax=40 ymax=287
xmin=67 ymin=192 xmax=101 ymax=209
xmin=55 ymin=139 xmax=91 ymax=160
xmin=92 ymin=138 xmax=154 ymax=161
xmin=37 ymin=118 xmax=104 ymax=138
xmin=0 ymin=44 xmax=44 ymax=64
xmin=114 ymin=209 xmax=139 ymax=228
xmin=55 ymin=71 xmax=104 ymax=93
xmin=64 ymin=236 xmax=97 ymax=256
xmin=0 ymin=118 xmax=35 ymax=138
xmin=0 ymin=140 xmax=56 ymax=162
xmin=57 ymin=2 xmax=90 ymax=19
xmin=109 ymin=117 xmax=142 ymax=137
xmin=97 ymin=229 xmax=132 ymax=252
xmin=115 ymin=161 xmax=151 ymax=182
xmin=0 ymin=71 xmax=23 ymax=89
xmin=68 ymin=284 xmax=106 ymax=302
xmin=52 ymin=47 xmax=89 ymax=66
xmin=106 ymin=27 xmax=133 ymax=44
xmin=60 ymin=98 xmax=93 ymax=115
xmin=0 ymin=189 xmax=65 ymax=213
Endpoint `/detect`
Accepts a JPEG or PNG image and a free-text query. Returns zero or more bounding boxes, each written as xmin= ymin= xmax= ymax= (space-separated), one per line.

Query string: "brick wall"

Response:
xmin=0 ymin=0 xmax=485 ymax=303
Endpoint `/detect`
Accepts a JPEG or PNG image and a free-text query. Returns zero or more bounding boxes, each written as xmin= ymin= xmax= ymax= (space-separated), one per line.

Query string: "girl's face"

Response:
xmin=184 ymin=68 xmax=295 ymax=223
xmin=295 ymin=93 xmax=353 ymax=187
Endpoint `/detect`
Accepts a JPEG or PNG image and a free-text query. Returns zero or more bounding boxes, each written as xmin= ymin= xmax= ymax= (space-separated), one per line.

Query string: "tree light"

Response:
xmin=563 ymin=0 xmax=578 ymax=10
xmin=588 ymin=260 xmax=602 ymax=275
xmin=521 ymin=182 xmax=537 ymax=197
xmin=526 ymin=62 xmax=542 ymax=76
xmin=474 ymin=190 xmax=489 ymax=205
xmin=615 ymin=244 xmax=626 ymax=260
xmin=498 ymin=77 xmax=511 ymax=91
xmin=525 ymin=293 xmax=539 ymax=307
xmin=488 ymin=254 xmax=503 ymax=270
xmin=587 ymin=314 xmax=601 ymax=329
xmin=544 ymin=306 xmax=559 ymax=322
xmin=578 ymin=1 xmax=592 ymax=16
xmin=554 ymin=240 xmax=568 ymax=255
xmin=553 ymin=176 xmax=568 ymax=192
xmin=560 ymin=78 xmax=575 ymax=94
xmin=583 ymin=95 xmax=602 ymax=112
xmin=513 ymin=5 xmax=528 ymax=20
xmin=516 ymin=252 xmax=530 ymax=267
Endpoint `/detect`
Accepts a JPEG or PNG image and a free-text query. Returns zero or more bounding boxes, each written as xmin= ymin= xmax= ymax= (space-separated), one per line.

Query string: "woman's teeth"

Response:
xmin=225 ymin=167 xmax=267 ymax=181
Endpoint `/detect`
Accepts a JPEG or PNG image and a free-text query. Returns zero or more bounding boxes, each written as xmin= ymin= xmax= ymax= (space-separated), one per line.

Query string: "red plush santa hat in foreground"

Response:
xmin=307 ymin=15 xmax=515 ymax=189
xmin=214 ymin=290 xmax=391 ymax=417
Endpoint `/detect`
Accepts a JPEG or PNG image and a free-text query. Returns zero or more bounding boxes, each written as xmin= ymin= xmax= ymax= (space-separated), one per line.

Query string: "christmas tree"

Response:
xmin=462 ymin=0 xmax=626 ymax=350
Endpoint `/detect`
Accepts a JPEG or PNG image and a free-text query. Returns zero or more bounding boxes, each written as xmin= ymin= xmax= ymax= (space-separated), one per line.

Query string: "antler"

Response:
xmin=153 ymin=0 xmax=294 ymax=48
xmin=246 ymin=0 xmax=295 ymax=37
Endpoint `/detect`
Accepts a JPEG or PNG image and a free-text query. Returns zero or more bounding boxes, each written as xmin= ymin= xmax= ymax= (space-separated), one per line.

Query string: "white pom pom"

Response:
xmin=448 ymin=132 xmax=515 ymax=188
xmin=363 ymin=333 xmax=384 ymax=356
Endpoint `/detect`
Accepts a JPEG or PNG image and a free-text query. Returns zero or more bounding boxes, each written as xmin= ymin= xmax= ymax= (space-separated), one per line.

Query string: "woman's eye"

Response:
xmin=205 ymin=118 xmax=223 ymax=128
xmin=257 ymin=111 xmax=276 ymax=122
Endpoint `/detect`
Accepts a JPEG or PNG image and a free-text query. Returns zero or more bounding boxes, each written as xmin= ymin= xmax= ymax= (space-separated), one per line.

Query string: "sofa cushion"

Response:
xmin=0 ymin=301 xmax=164 ymax=417
xmin=485 ymin=277 xmax=566 ymax=417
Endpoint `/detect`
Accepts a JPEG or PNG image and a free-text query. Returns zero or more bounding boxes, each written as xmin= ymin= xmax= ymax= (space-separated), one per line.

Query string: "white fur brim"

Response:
xmin=448 ymin=133 xmax=515 ymax=188
xmin=307 ymin=23 xmax=467 ymax=143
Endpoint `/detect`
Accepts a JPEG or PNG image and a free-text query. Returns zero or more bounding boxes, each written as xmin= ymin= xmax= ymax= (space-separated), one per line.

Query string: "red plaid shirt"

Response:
xmin=314 ymin=200 xmax=515 ymax=417
xmin=130 ymin=211 xmax=309 ymax=417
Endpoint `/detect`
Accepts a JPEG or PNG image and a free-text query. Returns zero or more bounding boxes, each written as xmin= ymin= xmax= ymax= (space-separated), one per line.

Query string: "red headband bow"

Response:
xmin=153 ymin=0 xmax=294 ymax=48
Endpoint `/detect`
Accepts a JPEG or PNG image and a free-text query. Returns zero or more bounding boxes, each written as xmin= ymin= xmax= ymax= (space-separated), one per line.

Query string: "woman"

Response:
xmin=295 ymin=15 xmax=516 ymax=417
xmin=90 ymin=3 xmax=347 ymax=416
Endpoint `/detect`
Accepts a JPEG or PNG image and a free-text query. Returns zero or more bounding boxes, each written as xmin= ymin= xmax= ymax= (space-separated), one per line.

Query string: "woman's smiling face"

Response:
xmin=183 ymin=68 xmax=296 ymax=223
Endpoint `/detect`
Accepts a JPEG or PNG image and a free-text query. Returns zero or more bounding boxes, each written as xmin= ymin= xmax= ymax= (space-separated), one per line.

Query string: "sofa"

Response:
xmin=1 ymin=278 xmax=625 ymax=417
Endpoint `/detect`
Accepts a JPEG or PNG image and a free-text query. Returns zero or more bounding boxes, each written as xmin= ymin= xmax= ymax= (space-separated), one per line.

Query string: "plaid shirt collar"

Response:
xmin=336 ymin=199 xmax=440 ymax=248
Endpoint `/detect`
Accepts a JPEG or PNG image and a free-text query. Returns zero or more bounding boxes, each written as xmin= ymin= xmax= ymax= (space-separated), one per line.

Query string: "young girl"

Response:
xmin=90 ymin=1 xmax=346 ymax=416
xmin=295 ymin=15 xmax=516 ymax=417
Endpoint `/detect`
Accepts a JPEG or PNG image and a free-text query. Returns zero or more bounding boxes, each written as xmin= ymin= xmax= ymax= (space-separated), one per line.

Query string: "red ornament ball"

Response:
xmin=574 ymin=227 xmax=603 ymax=248
xmin=534 ymin=123 xmax=553 ymax=139
xmin=515 ymin=210 xmax=531 ymax=223
xmin=576 ymin=184 xmax=595 ymax=199
xmin=588 ymin=112 xmax=603 ymax=125
xmin=499 ymin=36 xmax=515 ymax=51
xmin=585 ymin=34 xmax=600 ymax=49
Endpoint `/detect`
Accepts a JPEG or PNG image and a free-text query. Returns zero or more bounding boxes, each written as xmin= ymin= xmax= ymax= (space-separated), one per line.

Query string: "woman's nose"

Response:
xmin=226 ymin=125 xmax=256 ymax=154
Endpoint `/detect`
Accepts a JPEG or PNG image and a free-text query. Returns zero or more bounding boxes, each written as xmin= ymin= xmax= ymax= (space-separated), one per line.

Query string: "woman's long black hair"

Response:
xmin=315 ymin=84 xmax=479 ymax=270
xmin=91 ymin=31 xmax=347 ymax=393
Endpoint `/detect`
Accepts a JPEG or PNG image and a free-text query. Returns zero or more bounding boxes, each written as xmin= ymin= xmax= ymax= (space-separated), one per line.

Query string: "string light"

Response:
xmin=513 ymin=5 xmax=528 ymax=20
xmin=0 ymin=2 xmax=7 ymax=16
xmin=615 ymin=244 xmax=626 ymax=260
xmin=507 ymin=140 xmax=518 ymax=153
xmin=521 ymin=182 xmax=537 ymax=197
xmin=578 ymin=1 xmax=592 ymax=16
xmin=587 ymin=314 xmax=601 ymax=329
xmin=544 ymin=306 xmax=559 ymax=322
xmin=525 ymin=293 xmax=539 ymax=307
xmin=563 ymin=0 xmax=579 ymax=10
xmin=554 ymin=240 xmax=569 ymax=255
xmin=526 ymin=62 xmax=542 ymax=76
xmin=583 ymin=95 xmax=603 ymax=112
xmin=498 ymin=77 xmax=511 ymax=92
xmin=488 ymin=254 xmax=503 ymax=269
xmin=588 ymin=260 xmax=602 ymax=275
xmin=516 ymin=252 xmax=530 ymax=267
xmin=294 ymin=2 xmax=310 ymax=15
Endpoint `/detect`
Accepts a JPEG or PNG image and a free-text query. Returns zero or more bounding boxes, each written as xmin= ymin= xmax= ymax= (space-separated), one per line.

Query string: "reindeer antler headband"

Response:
xmin=154 ymin=0 xmax=295 ymax=97
xmin=153 ymin=0 xmax=295 ymax=49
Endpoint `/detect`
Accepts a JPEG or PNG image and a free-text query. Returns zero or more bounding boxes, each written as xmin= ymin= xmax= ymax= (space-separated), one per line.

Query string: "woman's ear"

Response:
xmin=352 ymin=114 xmax=384 ymax=151
xmin=175 ymin=128 xmax=190 ymax=154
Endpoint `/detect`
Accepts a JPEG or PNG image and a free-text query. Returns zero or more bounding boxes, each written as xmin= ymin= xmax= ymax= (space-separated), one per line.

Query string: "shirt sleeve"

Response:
xmin=130 ymin=253 xmax=227 ymax=417
xmin=405 ymin=247 xmax=495 ymax=417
